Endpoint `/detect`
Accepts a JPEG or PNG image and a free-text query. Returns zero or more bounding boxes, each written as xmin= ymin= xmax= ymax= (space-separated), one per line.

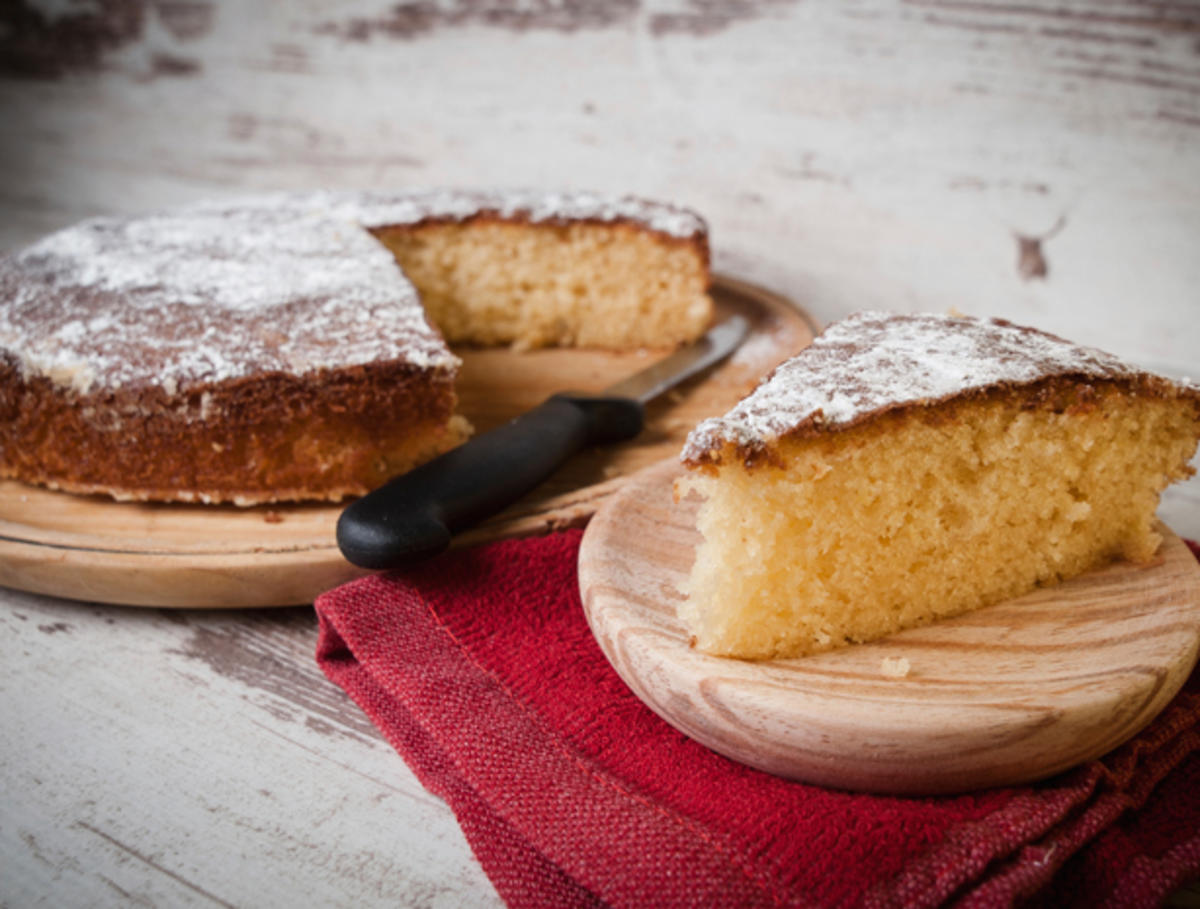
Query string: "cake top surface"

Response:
xmin=0 ymin=190 xmax=705 ymax=394
xmin=682 ymin=311 xmax=1196 ymax=464
xmin=0 ymin=205 xmax=455 ymax=394
xmin=189 ymin=188 xmax=708 ymax=239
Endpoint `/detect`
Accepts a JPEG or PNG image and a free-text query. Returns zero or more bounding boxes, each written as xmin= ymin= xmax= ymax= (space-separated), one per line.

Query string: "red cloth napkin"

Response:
xmin=315 ymin=532 xmax=1200 ymax=908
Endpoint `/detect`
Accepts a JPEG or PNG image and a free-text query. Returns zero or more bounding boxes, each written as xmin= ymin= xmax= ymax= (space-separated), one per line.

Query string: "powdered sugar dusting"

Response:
xmin=682 ymin=311 xmax=1161 ymax=463
xmin=0 ymin=206 xmax=455 ymax=393
xmin=1 ymin=189 xmax=706 ymax=394
xmin=191 ymin=189 xmax=708 ymax=239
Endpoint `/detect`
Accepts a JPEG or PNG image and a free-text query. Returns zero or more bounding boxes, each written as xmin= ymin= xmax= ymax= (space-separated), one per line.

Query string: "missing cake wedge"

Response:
xmin=678 ymin=312 xmax=1200 ymax=661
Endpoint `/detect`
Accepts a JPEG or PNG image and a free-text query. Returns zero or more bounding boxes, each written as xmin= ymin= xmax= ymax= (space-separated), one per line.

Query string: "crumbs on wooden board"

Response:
xmin=880 ymin=656 xmax=911 ymax=678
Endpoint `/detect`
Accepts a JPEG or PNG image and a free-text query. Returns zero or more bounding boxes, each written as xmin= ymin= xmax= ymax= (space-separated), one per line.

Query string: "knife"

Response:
xmin=336 ymin=314 xmax=750 ymax=570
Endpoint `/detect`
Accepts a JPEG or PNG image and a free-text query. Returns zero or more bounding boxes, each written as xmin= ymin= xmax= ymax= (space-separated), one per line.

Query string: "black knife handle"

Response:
xmin=336 ymin=393 xmax=645 ymax=570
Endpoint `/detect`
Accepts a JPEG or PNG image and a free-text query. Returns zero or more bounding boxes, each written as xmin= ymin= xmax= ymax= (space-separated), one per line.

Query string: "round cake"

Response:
xmin=0 ymin=190 xmax=713 ymax=505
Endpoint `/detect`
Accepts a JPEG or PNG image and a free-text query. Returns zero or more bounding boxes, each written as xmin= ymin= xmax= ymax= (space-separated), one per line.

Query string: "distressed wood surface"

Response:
xmin=579 ymin=458 xmax=1200 ymax=795
xmin=1 ymin=590 xmax=506 ymax=908
xmin=2 ymin=0 xmax=1199 ymax=905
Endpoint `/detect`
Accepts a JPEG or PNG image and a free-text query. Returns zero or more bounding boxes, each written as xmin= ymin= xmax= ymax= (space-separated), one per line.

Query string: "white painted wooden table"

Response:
xmin=2 ymin=594 xmax=503 ymax=907
xmin=2 ymin=1 xmax=1198 ymax=905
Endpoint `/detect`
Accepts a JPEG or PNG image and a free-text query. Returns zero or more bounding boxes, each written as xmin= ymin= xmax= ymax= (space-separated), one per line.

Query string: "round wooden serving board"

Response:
xmin=578 ymin=459 xmax=1200 ymax=795
xmin=0 ymin=275 xmax=815 ymax=609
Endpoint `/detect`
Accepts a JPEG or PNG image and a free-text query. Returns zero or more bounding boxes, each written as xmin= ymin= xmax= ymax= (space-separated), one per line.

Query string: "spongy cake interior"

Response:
xmin=373 ymin=219 xmax=711 ymax=350
xmin=680 ymin=383 xmax=1200 ymax=661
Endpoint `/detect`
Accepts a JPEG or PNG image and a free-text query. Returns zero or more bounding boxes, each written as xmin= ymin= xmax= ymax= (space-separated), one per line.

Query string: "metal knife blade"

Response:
xmin=336 ymin=314 xmax=750 ymax=570
xmin=604 ymin=314 xmax=749 ymax=402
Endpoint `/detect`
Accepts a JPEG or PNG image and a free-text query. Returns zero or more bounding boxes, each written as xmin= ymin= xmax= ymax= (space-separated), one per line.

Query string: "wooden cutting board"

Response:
xmin=578 ymin=458 xmax=1200 ymax=795
xmin=0 ymin=275 xmax=816 ymax=608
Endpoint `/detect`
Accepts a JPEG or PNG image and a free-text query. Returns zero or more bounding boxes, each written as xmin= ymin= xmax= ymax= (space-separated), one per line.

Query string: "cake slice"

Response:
xmin=678 ymin=312 xmax=1200 ymax=660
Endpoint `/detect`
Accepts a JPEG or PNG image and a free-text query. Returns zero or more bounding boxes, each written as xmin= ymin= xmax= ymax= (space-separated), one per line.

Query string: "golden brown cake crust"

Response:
xmin=683 ymin=311 xmax=1200 ymax=470
xmin=193 ymin=188 xmax=711 ymax=245
xmin=374 ymin=211 xmax=711 ymax=267
xmin=0 ymin=355 xmax=464 ymax=504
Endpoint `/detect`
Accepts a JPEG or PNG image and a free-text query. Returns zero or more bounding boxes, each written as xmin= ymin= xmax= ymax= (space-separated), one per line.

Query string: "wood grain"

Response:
xmin=0 ymin=275 xmax=815 ymax=608
xmin=0 ymin=592 xmax=505 ymax=909
xmin=579 ymin=458 xmax=1200 ymax=795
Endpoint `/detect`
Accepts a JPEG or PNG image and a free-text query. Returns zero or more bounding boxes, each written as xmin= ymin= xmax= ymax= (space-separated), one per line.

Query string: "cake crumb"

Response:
xmin=880 ymin=656 xmax=911 ymax=678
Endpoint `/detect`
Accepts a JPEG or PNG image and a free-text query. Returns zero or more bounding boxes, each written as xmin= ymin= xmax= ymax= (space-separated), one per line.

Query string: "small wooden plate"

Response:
xmin=0 ymin=275 xmax=815 ymax=608
xmin=578 ymin=458 xmax=1200 ymax=795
